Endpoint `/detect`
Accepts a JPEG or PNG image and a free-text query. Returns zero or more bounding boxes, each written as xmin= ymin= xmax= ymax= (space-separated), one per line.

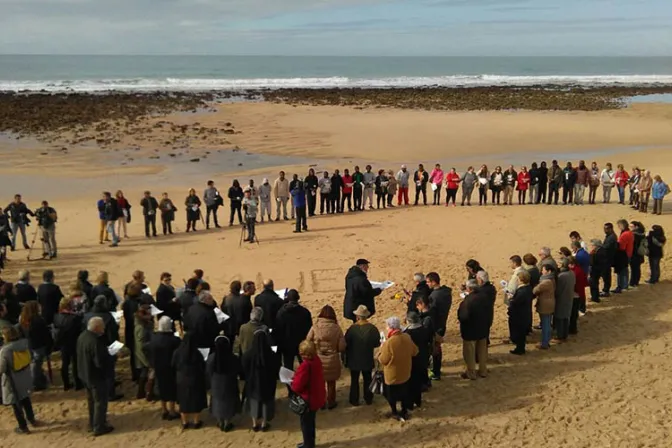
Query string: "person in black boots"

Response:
xmin=407 ymin=306 xmax=432 ymax=406
xmin=601 ymin=222 xmax=618 ymax=297
xmin=228 ymin=180 xmax=244 ymax=227
xmin=537 ymin=161 xmax=548 ymax=204
xmin=375 ymin=169 xmax=389 ymax=209
xmin=35 ymin=200 xmax=58 ymax=259
xmin=506 ymin=270 xmax=533 ymax=355
xmin=185 ymin=188 xmax=201 ymax=232
xmin=101 ymin=192 xmax=120 ymax=247
xmin=77 ymin=316 xmax=114 ymax=436
xmin=330 ymin=170 xmax=344 ymax=213
xmin=140 ymin=191 xmax=159 ymax=238
xmin=528 ymin=163 xmax=540 ymax=206
xmin=159 ymin=193 xmax=177 ymax=235
xmin=547 ymin=160 xmax=562 ymax=205
xmin=53 ymin=297 xmax=84 ymax=390
xmin=341 ymin=169 xmax=354 ymax=212
xmin=4 ymin=194 xmax=34 ymax=251
xmin=305 ymin=168 xmax=319 ymax=217
xmin=203 ymin=180 xmax=222 ymax=229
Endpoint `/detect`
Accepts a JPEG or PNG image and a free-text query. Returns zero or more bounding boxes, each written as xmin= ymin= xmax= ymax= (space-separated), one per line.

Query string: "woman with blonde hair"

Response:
xmin=291 ymin=340 xmax=326 ymax=448
xmin=307 ymin=305 xmax=345 ymax=410
xmin=115 ymin=190 xmax=130 ymax=239
xmin=19 ymin=301 xmax=52 ymax=390
xmin=185 ymin=188 xmax=202 ymax=232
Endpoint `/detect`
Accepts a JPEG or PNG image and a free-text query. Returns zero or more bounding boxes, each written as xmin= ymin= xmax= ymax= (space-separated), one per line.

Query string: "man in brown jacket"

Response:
xmin=533 ymin=265 xmax=556 ymax=350
xmin=378 ymin=316 xmax=418 ymax=421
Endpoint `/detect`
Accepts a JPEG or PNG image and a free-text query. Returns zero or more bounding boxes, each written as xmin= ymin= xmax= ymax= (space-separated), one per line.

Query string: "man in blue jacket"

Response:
xmin=291 ymin=180 xmax=308 ymax=233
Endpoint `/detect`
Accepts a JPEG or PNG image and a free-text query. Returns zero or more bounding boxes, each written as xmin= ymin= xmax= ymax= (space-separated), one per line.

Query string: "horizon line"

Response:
xmin=1 ymin=53 xmax=672 ymax=58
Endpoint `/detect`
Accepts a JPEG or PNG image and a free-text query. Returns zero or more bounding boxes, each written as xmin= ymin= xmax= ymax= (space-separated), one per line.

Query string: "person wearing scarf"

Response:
xmin=172 ymin=333 xmax=207 ymax=430
xmin=207 ymin=336 xmax=241 ymax=432
xmin=241 ymin=330 xmax=279 ymax=432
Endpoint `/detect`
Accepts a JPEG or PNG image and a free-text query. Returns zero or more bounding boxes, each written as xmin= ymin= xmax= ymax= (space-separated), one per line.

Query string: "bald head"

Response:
xmin=87 ymin=316 xmax=105 ymax=335
xmin=263 ymin=279 xmax=274 ymax=290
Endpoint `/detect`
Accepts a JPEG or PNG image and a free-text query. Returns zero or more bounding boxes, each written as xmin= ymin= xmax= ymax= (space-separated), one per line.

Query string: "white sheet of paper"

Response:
xmin=431 ymin=183 xmax=438 ymax=191
xmin=279 ymin=367 xmax=295 ymax=385
xmin=479 ymin=178 xmax=488 ymax=185
xmin=379 ymin=331 xmax=386 ymax=343
xmin=213 ymin=307 xmax=230 ymax=324
xmin=142 ymin=286 xmax=152 ymax=295
xmin=110 ymin=310 xmax=122 ymax=324
xmin=191 ymin=205 xmax=199 ymax=211
xmin=370 ymin=281 xmax=395 ymax=290
xmin=174 ymin=331 xmax=181 ymax=338
xmin=271 ymin=346 xmax=278 ymax=353
xmin=108 ymin=341 xmax=124 ymax=356
xmin=274 ymin=288 xmax=288 ymax=299
xmin=460 ymin=292 xmax=467 ymax=299
xmin=198 ymin=348 xmax=209 ymax=361
xmin=150 ymin=304 xmax=163 ymax=316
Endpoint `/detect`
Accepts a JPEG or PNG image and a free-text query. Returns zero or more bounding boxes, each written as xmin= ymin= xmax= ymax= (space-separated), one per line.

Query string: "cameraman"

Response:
xmin=241 ymin=187 xmax=258 ymax=244
xmin=3 ymin=194 xmax=34 ymax=251
xmin=35 ymin=200 xmax=58 ymax=259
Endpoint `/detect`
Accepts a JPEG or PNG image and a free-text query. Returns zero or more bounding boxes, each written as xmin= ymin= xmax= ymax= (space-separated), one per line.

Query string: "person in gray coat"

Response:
xmin=461 ymin=167 xmax=478 ymax=206
xmin=344 ymin=305 xmax=380 ymax=406
xmin=554 ymin=258 xmax=576 ymax=342
xmin=0 ymin=326 xmax=36 ymax=434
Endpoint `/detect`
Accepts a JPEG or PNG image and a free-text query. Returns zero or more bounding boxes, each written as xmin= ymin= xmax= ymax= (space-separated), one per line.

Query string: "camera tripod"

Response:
xmin=239 ymin=219 xmax=260 ymax=247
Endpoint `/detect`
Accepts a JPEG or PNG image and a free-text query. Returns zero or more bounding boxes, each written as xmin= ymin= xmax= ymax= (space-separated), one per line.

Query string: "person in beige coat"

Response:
xmin=637 ymin=170 xmax=653 ymax=213
xmin=307 ymin=305 xmax=345 ymax=409
xmin=533 ymin=264 xmax=556 ymax=350
xmin=386 ymin=171 xmax=398 ymax=207
xmin=273 ymin=171 xmax=290 ymax=221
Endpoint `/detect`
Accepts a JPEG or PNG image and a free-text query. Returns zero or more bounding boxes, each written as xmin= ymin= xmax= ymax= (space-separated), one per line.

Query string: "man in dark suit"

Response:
xmin=254 ymin=279 xmax=284 ymax=329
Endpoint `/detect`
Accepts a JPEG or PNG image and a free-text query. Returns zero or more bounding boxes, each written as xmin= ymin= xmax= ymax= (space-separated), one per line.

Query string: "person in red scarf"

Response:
xmin=568 ymin=256 xmax=587 ymax=335
xmin=516 ymin=167 xmax=531 ymax=205
xmin=291 ymin=340 xmax=326 ymax=448
xmin=445 ymin=168 xmax=461 ymax=207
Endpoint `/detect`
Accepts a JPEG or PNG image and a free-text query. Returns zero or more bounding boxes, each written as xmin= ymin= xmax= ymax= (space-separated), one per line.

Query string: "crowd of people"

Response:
xmin=0 ymin=212 xmax=667 ymax=444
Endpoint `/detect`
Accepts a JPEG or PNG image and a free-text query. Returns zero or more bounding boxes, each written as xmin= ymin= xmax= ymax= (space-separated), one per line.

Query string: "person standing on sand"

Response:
xmin=502 ymin=165 xmax=517 ymax=205
xmin=588 ymin=162 xmax=600 ymax=204
xmin=553 ymin=258 xmax=575 ymax=343
xmin=477 ymin=165 xmax=489 ymax=206
xmin=489 ymin=166 xmax=503 ymax=205
xmin=537 ymin=161 xmax=548 ymax=204
xmin=184 ymin=188 xmax=201 ymax=232
xmin=506 ymin=270 xmax=533 ymax=355
xmin=613 ymin=219 xmax=633 ymax=294
xmin=101 ymin=192 xmax=120 ymax=247
xmin=114 ymin=191 xmax=130 ymax=239
xmin=305 ymin=169 xmax=319 ymax=217
xmin=343 ymin=259 xmax=382 ymax=322
xmin=341 ymin=168 xmax=354 ymax=212
xmin=461 ymin=166 xmax=478 ymax=206
xmin=574 ymin=160 xmax=590 ymax=205
xmin=637 ymin=170 xmax=653 ymax=213
xmin=429 ymin=163 xmax=444 ymax=206
xmin=533 ymin=264 xmax=556 ymax=350
xmin=96 ymin=196 xmax=109 ymax=244
xmin=396 ymin=165 xmax=410 ymax=206
xmin=614 ymin=164 xmax=629 ymax=205
xmin=458 ymin=280 xmax=489 ymax=379
xmin=352 ymin=166 xmax=365 ymax=211
xmin=273 ymin=171 xmax=290 ymax=221
xmin=159 ymin=193 xmax=177 ymax=235
xmin=344 ymin=305 xmax=380 ymax=406
xmin=646 ymin=225 xmax=666 ymax=284
xmin=374 ymin=169 xmax=388 ymax=209
xmin=562 ymin=162 xmax=577 ymax=205
xmin=291 ymin=180 xmax=308 ymax=233
xmin=228 ymin=180 xmax=244 ymax=226
xmin=548 ymin=160 xmax=562 ymax=205
xmin=516 ymin=166 xmax=530 ymax=205
xmin=363 ymin=165 xmax=376 ymax=210
xmin=528 ymin=163 xmax=540 ymax=205
xmin=289 ymin=174 xmax=301 ymax=220
xmin=600 ymin=163 xmax=615 ymax=203
xmin=445 ymin=168 xmax=461 ymax=207
xmin=140 ymin=191 xmax=159 ymax=238
xmin=258 ymin=178 xmax=272 ymax=223
xmin=4 ymin=194 xmax=34 ymax=251
xmin=386 ymin=170 xmax=397 ymax=207
xmin=307 ymin=305 xmax=346 ymax=410
xmin=318 ymin=171 xmax=332 ymax=215
xmin=651 ymin=175 xmax=670 ymax=215
xmin=242 ymin=188 xmax=258 ymax=243
xmin=203 ymin=180 xmax=222 ymax=229
xmin=330 ymin=170 xmax=344 ymax=214
xmin=629 ymin=167 xmax=641 ymax=209
xmin=378 ymin=316 xmax=417 ymax=421
xmin=35 ymin=200 xmax=57 ymax=259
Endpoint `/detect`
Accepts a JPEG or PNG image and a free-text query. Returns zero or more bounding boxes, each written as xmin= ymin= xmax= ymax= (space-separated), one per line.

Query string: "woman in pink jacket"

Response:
xmin=429 ymin=164 xmax=444 ymax=206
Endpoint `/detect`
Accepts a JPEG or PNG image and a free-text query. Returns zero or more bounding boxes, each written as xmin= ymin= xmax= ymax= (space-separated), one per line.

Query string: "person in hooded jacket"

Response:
xmin=275 ymin=290 xmax=312 ymax=370
xmin=183 ymin=291 xmax=221 ymax=349
xmin=291 ymin=340 xmax=326 ymax=448
xmin=506 ymin=271 xmax=533 ymax=355
xmin=53 ymin=297 xmax=84 ymax=390
xmin=207 ymin=335 xmax=241 ymax=432
xmin=242 ymin=330 xmax=279 ymax=432
xmin=343 ymin=259 xmax=382 ymax=322
xmin=307 ymin=305 xmax=346 ymax=410
xmin=254 ymin=280 xmax=284 ymax=329
xmin=426 ymin=272 xmax=452 ymax=380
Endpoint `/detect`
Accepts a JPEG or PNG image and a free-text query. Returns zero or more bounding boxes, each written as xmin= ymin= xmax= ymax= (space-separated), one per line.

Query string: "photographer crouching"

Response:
xmin=35 ymin=201 xmax=58 ymax=259
xmin=241 ymin=187 xmax=258 ymax=244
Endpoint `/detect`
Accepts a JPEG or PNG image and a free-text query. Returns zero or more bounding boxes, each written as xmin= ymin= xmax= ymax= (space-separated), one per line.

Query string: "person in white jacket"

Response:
xmin=258 ymin=178 xmax=272 ymax=222
xmin=600 ymin=163 xmax=615 ymax=204
xmin=273 ymin=171 xmax=290 ymax=221
xmin=396 ymin=165 xmax=411 ymax=206
xmin=504 ymin=255 xmax=526 ymax=298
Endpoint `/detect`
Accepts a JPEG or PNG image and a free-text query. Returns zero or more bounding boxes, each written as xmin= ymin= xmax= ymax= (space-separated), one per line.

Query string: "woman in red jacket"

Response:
xmin=516 ymin=167 xmax=531 ymax=205
xmin=291 ymin=340 xmax=326 ymax=448
xmin=445 ymin=168 xmax=461 ymax=207
xmin=115 ymin=190 xmax=131 ymax=239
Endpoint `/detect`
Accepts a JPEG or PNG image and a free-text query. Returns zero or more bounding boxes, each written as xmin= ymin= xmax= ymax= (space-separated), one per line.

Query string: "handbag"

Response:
xmin=289 ymin=393 xmax=309 ymax=415
xmin=370 ymin=369 xmax=385 ymax=395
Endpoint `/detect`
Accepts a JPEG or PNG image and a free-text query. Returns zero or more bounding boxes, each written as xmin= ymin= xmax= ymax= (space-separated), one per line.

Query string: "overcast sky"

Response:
xmin=1 ymin=0 xmax=671 ymax=56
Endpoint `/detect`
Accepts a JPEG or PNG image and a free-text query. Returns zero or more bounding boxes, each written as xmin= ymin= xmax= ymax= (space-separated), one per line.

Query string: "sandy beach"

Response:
xmin=1 ymin=95 xmax=672 ymax=447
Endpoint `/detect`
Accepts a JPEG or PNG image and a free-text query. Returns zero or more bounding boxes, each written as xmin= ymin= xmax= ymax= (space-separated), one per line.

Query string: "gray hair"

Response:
xmin=386 ymin=316 xmax=401 ymax=330
xmin=406 ymin=311 xmax=420 ymax=324
xmin=87 ymin=316 xmax=104 ymax=332
xmin=476 ymin=270 xmax=490 ymax=284
xmin=250 ymin=306 xmax=264 ymax=322
xmin=466 ymin=279 xmax=479 ymax=291
xmin=157 ymin=316 xmax=173 ymax=333
xmin=413 ymin=273 xmax=425 ymax=282
xmin=590 ymin=238 xmax=603 ymax=248
xmin=198 ymin=290 xmax=214 ymax=304
xmin=18 ymin=270 xmax=29 ymax=282
xmin=540 ymin=247 xmax=551 ymax=258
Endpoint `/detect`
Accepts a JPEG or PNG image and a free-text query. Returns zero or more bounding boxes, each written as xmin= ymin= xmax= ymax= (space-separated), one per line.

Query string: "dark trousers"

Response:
xmin=590 ymin=273 xmax=601 ymax=301
xmin=432 ymin=186 xmax=442 ymax=205
xmin=569 ymin=297 xmax=581 ymax=334
xmin=61 ymin=347 xmax=82 ymax=389
xmin=349 ymin=370 xmax=373 ymax=405
xmin=230 ymin=204 xmax=242 ymax=225
xmin=12 ymin=397 xmax=35 ymax=430
xmin=341 ymin=192 xmax=352 ymax=211
xmin=307 ymin=191 xmax=317 ymax=216
xmin=353 ymin=187 xmax=362 ymax=210
xmin=555 ymin=317 xmax=569 ymax=340
xmin=108 ymin=355 xmax=117 ymax=398
xmin=320 ymin=194 xmax=331 ymax=214
xmin=408 ymin=365 xmax=424 ymax=407
xmin=161 ymin=215 xmax=173 ymax=234
xmin=446 ymin=188 xmax=458 ymax=205
xmin=518 ymin=190 xmax=527 ymax=204
xmin=206 ymin=204 xmax=219 ymax=227
xmin=87 ymin=384 xmax=109 ymax=433
xmin=330 ymin=192 xmax=341 ymax=213
xmin=387 ymin=193 xmax=394 ymax=206
xmin=144 ymin=214 xmax=157 ymax=237
xmin=589 ymin=185 xmax=598 ymax=204
xmin=300 ymin=410 xmax=317 ymax=448
xmin=432 ymin=328 xmax=445 ymax=378
xmin=630 ymin=258 xmax=642 ymax=286
xmin=601 ymin=269 xmax=612 ymax=294
xmin=537 ymin=182 xmax=547 ymax=203
xmin=385 ymin=382 xmax=409 ymax=416
xmin=282 ymin=352 xmax=302 ymax=370
xmin=562 ymin=185 xmax=574 ymax=204
xmin=649 ymin=256 xmax=661 ymax=283
xmin=478 ymin=187 xmax=488 ymax=205
xmin=508 ymin=321 xmax=527 ymax=353
xmin=295 ymin=206 xmax=307 ymax=232
xmin=492 ymin=190 xmax=501 ymax=204
xmin=414 ymin=187 xmax=427 ymax=205
xmin=376 ymin=193 xmax=386 ymax=209
xmin=548 ymin=183 xmax=559 ymax=204
xmin=186 ymin=219 xmax=197 ymax=231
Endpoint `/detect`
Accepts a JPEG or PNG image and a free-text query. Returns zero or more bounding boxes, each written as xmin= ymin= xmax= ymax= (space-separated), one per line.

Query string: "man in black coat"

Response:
xmin=178 ymin=278 xmax=199 ymax=319
xmin=37 ymin=269 xmax=64 ymax=325
xmin=457 ymin=280 xmax=489 ymax=380
xmin=183 ymin=291 xmax=222 ymax=349
xmin=254 ymin=279 xmax=284 ymax=329
xmin=222 ymin=281 xmax=254 ymax=340
xmin=601 ymin=223 xmax=618 ymax=297
xmin=404 ymin=311 xmax=432 ymax=407
xmin=589 ymin=239 xmax=610 ymax=303
xmin=536 ymin=161 xmax=549 ymax=204
xmin=3 ymin=194 xmax=34 ymax=251
xmin=15 ymin=270 xmax=37 ymax=304
xmin=140 ymin=191 xmax=159 ymax=238
xmin=122 ymin=283 xmax=143 ymax=382
xmin=275 ymin=289 xmax=312 ymax=369
xmin=343 ymin=259 xmax=382 ymax=322
xmin=426 ymin=272 xmax=452 ymax=380
xmin=156 ymin=272 xmax=181 ymax=325
xmin=475 ymin=270 xmax=497 ymax=346
xmin=101 ymin=192 xmax=120 ymax=247
xmin=407 ymin=273 xmax=431 ymax=313
xmin=414 ymin=297 xmax=436 ymax=391
xmin=77 ymin=316 xmax=113 ymax=436
xmin=330 ymin=170 xmax=344 ymax=213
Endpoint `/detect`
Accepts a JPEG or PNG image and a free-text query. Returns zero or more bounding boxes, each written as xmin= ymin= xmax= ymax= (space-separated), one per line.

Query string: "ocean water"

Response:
xmin=1 ymin=55 xmax=672 ymax=92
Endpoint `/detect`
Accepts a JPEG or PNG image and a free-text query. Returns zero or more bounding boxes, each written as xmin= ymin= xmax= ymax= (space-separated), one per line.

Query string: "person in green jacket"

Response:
xmin=344 ymin=305 xmax=380 ymax=406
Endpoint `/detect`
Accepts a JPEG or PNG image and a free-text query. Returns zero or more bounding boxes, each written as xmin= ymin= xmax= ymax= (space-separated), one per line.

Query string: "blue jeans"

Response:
xmin=649 ymin=257 xmax=661 ymax=283
xmin=617 ymin=266 xmax=629 ymax=291
xmin=31 ymin=348 xmax=48 ymax=390
xmin=540 ymin=314 xmax=552 ymax=348
xmin=617 ymin=186 xmax=625 ymax=204
xmin=10 ymin=221 xmax=28 ymax=249
xmin=106 ymin=221 xmax=118 ymax=245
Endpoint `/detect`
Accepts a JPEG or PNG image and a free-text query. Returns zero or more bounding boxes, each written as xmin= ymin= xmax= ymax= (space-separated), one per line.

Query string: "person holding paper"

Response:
xmin=516 ymin=166 xmax=531 ymax=205
xmin=307 ymin=305 xmax=346 ymax=410
xmin=291 ymin=180 xmax=308 ymax=233
xmin=53 ymin=297 xmax=84 ymax=391
xmin=429 ymin=163 xmax=444 ymax=206
xmin=413 ymin=164 xmax=429 ymax=206
xmin=343 ymin=259 xmax=382 ymax=322
xmin=242 ymin=330 xmax=279 ymax=432
xmin=505 ymin=256 xmax=526 ymax=297
xmin=461 ymin=166 xmax=478 ymax=206
xmin=457 ymin=280 xmax=489 ymax=380
xmin=477 ymin=165 xmax=490 ymax=206
xmin=207 ymin=335 xmax=241 ymax=432
xmin=235 ymin=307 xmax=269 ymax=356
xmin=159 ymin=192 xmax=178 ymax=235
xmin=426 ymin=272 xmax=452 ymax=381
xmin=114 ymin=190 xmax=130 ymax=239
xmin=304 ymin=169 xmax=319 ymax=217
xmin=140 ymin=191 xmax=159 ymax=238
xmin=134 ymin=305 xmax=155 ymax=400
xmin=275 ymin=290 xmax=313 ymax=370
xmin=254 ymin=280 xmax=284 ymax=329
xmin=318 ymin=171 xmax=332 ymax=215
xmin=145 ymin=317 xmax=181 ymax=421
xmin=386 ymin=170 xmax=397 ymax=207
xmin=341 ymin=168 xmax=354 ymax=212
xmin=445 ymin=168 xmax=461 ymax=207
xmin=374 ymin=169 xmax=388 ymax=209
xmin=291 ymin=340 xmax=326 ymax=448
xmin=183 ymin=291 xmax=221 ymax=350
xmin=203 ymin=180 xmax=222 ymax=229
xmin=172 ymin=333 xmax=207 ymax=430
xmin=352 ymin=166 xmax=365 ymax=211
xmin=77 ymin=316 xmax=114 ymax=436
xmin=330 ymin=169 xmax=344 ymax=213
xmin=184 ymin=188 xmax=202 ymax=232
xmin=258 ymin=178 xmax=273 ymax=223
xmin=362 ymin=165 xmax=376 ymax=210
xmin=503 ymin=165 xmax=518 ymax=205
xmin=344 ymin=305 xmax=380 ymax=407
xmin=507 ymin=271 xmax=533 ymax=355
